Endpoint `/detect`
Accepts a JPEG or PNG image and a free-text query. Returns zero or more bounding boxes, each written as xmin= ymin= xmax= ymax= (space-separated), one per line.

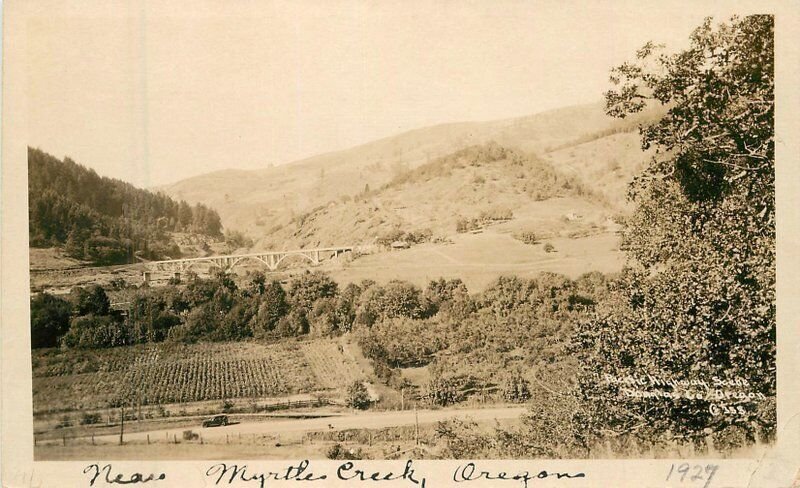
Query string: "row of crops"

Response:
xmin=31 ymin=345 xmax=163 ymax=377
xmin=32 ymin=340 xmax=337 ymax=413
xmin=300 ymin=341 xmax=366 ymax=389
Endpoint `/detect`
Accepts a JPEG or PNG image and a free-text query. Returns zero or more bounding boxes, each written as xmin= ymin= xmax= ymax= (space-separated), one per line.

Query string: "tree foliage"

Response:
xmin=575 ymin=15 xmax=775 ymax=445
xmin=30 ymin=293 xmax=72 ymax=348
xmin=346 ymin=381 xmax=371 ymax=410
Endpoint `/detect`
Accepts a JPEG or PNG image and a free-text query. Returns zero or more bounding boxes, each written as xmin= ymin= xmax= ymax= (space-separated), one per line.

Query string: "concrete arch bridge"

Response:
xmin=146 ymin=246 xmax=354 ymax=278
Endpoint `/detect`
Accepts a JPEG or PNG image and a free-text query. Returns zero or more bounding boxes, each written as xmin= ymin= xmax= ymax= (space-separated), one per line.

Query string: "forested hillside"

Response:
xmin=28 ymin=148 xmax=223 ymax=264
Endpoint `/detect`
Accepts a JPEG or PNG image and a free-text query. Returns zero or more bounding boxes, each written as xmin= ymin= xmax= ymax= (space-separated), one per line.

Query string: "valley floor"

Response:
xmin=328 ymin=232 xmax=623 ymax=292
xmin=35 ymin=405 xmax=525 ymax=460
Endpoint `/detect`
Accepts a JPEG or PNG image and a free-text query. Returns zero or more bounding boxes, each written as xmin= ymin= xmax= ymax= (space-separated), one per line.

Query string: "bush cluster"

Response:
xmin=375 ymin=228 xmax=433 ymax=247
xmin=456 ymin=207 xmax=513 ymax=233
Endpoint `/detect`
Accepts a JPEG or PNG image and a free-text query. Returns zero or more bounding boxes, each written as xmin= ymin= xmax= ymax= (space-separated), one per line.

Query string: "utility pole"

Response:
xmin=119 ymin=405 xmax=125 ymax=445
xmin=414 ymin=404 xmax=419 ymax=446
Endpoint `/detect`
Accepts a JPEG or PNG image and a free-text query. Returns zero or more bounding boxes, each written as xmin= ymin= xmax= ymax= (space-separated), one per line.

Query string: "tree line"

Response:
xmin=30 ymin=269 xmax=605 ymax=416
xmin=28 ymin=147 xmax=223 ymax=264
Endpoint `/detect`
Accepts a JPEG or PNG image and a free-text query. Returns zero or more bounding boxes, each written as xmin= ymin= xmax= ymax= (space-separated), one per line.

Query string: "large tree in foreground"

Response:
xmin=574 ymin=15 xmax=775 ymax=448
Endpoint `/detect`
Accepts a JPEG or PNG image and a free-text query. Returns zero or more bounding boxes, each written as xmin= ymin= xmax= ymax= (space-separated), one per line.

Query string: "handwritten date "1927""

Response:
xmin=666 ymin=463 xmax=719 ymax=488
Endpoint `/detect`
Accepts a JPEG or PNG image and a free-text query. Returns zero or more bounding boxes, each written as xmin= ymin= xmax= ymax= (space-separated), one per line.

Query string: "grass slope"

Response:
xmin=257 ymin=142 xmax=600 ymax=249
xmin=160 ymin=102 xmax=660 ymax=236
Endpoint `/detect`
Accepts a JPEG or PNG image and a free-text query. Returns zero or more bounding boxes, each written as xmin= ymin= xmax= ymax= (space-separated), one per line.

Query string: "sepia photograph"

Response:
xmin=2 ymin=1 xmax=799 ymax=486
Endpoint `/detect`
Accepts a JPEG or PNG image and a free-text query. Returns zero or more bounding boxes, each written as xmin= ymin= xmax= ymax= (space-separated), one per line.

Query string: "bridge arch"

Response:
xmin=273 ymin=251 xmax=318 ymax=269
xmin=228 ymin=255 xmax=270 ymax=270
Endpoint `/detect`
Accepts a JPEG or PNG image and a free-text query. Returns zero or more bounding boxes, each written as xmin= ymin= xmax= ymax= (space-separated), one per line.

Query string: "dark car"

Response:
xmin=202 ymin=415 xmax=229 ymax=428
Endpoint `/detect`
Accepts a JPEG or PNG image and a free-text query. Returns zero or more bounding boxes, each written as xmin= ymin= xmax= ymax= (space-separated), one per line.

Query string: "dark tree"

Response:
xmin=286 ymin=271 xmax=338 ymax=316
xmin=249 ymin=280 xmax=289 ymax=335
xmin=346 ymin=381 xmax=371 ymax=410
xmin=71 ymin=285 xmax=111 ymax=316
xmin=30 ymin=293 xmax=72 ymax=348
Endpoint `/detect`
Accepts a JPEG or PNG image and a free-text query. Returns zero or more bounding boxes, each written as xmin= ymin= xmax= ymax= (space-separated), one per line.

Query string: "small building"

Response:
xmin=390 ymin=241 xmax=410 ymax=250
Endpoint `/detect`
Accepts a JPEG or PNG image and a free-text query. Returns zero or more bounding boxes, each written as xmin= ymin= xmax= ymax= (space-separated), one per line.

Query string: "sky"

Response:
xmin=24 ymin=0 xmax=754 ymax=187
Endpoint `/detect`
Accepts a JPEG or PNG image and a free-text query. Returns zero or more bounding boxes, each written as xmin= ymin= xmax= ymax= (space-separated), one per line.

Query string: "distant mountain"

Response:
xmin=28 ymin=148 xmax=223 ymax=265
xmin=160 ymin=102 xmax=661 ymax=240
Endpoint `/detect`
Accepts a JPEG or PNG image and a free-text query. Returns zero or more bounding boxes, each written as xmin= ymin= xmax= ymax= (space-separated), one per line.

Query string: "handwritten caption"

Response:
xmin=83 ymin=461 xmax=586 ymax=487
xmin=81 ymin=461 xmax=727 ymax=487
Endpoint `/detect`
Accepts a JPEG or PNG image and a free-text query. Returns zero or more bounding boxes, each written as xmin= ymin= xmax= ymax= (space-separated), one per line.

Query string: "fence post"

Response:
xmin=226 ymin=434 xmax=229 ymax=445
xmin=92 ymin=434 xmax=95 ymax=445
xmin=63 ymin=434 xmax=66 ymax=446
xmin=174 ymin=434 xmax=177 ymax=444
xmin=147 ymin=434 xmax=150 ymax=445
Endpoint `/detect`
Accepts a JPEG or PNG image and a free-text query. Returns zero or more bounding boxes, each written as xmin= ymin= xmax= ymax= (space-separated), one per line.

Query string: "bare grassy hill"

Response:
xmin=160 ymin=102 xmax=660 ymax=236
xmin=259 ymin=142 xmax=600 ymax=249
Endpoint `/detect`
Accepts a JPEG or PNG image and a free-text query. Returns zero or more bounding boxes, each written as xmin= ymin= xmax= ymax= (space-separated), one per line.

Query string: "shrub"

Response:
xmin=56 ymin=415 xmax=73 ymax=429
xmin=82 ymin=235 xmax=130 ymax=265
xmin=346 ymin=381 xmax=371 ymax=410
xmin=376 ymin=229 xmax=406 ymax=247
xmin=61 ymin=314 xmax=127 ymax=349
xmin=514 ymin=231 xmax=537 ymax=245
xmin=326 ymin=443 xmax=365 ymax=460
xmin=480 ymin=207 xmax=513 ymax=221
xmin=424 ymin=374 xmax=463 ymax=407
xmin=224 ymin=230 xmax=254 ymax=251
xmin=70 ymin=285 xmax=111 ymax=316
xmin=80 ymin=412 xmax=102 ymax=425
xmin=543 ymin=243 xmax=555 ymax=253
xmin=360 ymin=317 xmax=446 ymax=368
xmin=221 ymin=399 xmax=234 ymax=413
xmin=274 ymin=310 xmax=308 ymax=337
xmin=405 ymin=228 xmax=433 ymax=244
xmin=502 ymin=374 xmax=532 ymax=403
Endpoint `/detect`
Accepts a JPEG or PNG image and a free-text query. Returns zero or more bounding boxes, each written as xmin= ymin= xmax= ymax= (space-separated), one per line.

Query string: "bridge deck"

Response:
xmin=152 ymin=246 xmax=354 ymax=265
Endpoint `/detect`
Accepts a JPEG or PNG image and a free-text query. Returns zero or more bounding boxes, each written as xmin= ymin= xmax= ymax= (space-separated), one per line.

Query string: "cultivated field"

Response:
xmin=32 ymin=338 xmax=366 ymax=415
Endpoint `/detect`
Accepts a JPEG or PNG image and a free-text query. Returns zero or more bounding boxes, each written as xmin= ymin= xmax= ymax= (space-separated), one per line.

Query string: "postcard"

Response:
xmin=2 ymin=1 xmax=799 ymax=486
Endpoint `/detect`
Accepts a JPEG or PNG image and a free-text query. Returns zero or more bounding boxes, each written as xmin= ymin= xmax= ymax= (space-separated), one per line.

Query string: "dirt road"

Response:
xmin=97 ymin=405 xmax=526 ymax=443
